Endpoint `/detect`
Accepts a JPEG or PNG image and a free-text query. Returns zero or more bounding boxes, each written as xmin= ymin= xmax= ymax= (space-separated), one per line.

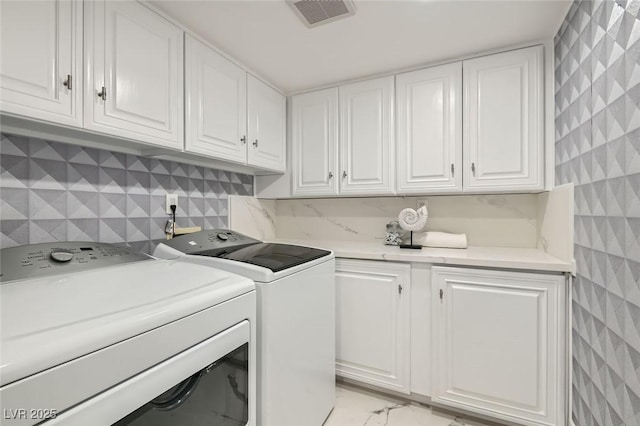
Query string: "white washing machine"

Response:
xmin=0 ymin=241 xmax=256 ymax=426
xmin=154 ymin=230 xmax=336 ymax=426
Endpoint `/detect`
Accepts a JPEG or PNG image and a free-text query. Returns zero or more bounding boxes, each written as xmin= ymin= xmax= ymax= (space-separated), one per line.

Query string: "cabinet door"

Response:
xmin=396 ymin=63 xmax=462 ymax=194
xmin=335 ymin=259 xmax=410 ymax=393
xmin=339 ymin=77 xmax=395 ymax=195
xmin=0 ymin=0 xmax=82 ymax=127
xmin=185 ymin=35 xmax=247 ymax=164
xmin=247 ymin=74 xmax=286 ymax=172
xmin=431 ymin=266 xmax=564 ymax=426
xmin=291 ymin=88 xmax=339 ymax=197
xmin=84 ymin=1 xmax=183 ymax=149
xmin=463 ymin=46 xmax=544 ymax=192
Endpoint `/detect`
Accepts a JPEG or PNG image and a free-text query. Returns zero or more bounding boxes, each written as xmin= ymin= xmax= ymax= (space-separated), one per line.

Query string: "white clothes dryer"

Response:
xmin=0 ymin=241 xmax=256 ymax=426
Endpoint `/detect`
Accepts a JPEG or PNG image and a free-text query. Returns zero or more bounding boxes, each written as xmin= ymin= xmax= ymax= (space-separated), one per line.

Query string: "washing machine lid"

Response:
xmin=0 ymin=243 xmax=254 ymax=387
xmin=217 ymin=243 xmax=331 ymax=273
xmin=153 ymin=230 xmax=334 ymax=282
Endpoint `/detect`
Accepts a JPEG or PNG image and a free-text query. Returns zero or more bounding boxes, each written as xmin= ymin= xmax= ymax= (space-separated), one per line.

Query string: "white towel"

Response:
xmin=398 ymin=206 xmax=428 ymax=232
xmin=414 ymin=232 xmax=468 ymax=249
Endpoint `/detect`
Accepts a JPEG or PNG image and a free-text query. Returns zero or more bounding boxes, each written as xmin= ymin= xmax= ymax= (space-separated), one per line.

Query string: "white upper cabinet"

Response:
xmin=463 ymin=46 xmax=544 ymax=192
xmin=247 ymin=74 xmax=286 ymax=172
xmin=185 ymin=35 xmax=247 ymax=164
xmin=291 ymin=88 xmax=339 ymax=197
xmin=185 ymin=47 xmax=286 ymax=172
xmin=339 ymin=76 xmax=395 ymax=195
xmin=84 ymin=0 xmax=183 ymax=149
xmin=0 ymin=0 xmax=82 ymax=127
xmin=396 ymin=62 xmax=462 ymax=194
xmin=431 ymin=266 xmax=565 ymax=426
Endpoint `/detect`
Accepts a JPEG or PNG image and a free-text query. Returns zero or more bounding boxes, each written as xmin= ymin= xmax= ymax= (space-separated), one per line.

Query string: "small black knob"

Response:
xmin=217 ymin=233 xmax=229 ymax=241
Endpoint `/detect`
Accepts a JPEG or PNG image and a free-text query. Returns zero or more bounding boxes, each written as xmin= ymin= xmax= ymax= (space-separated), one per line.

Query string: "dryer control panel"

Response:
xmin=0 ymin=242 xmax=152 ymax=283
xmin=162 ymin=229 xmax=261 ymax=257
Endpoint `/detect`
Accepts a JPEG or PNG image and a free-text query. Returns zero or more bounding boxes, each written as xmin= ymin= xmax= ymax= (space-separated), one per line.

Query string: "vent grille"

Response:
xmin=288 ymin=0 xmax=356 ymax=28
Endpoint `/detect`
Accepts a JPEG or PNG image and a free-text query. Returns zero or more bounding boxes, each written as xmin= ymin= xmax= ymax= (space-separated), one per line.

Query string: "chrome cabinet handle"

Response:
xmin=97 ymin=86 xmax=107 ymax=101
xmin=471 ymin=162 xmax=476 ymax=175
xmin=241 ymin=136 xmax=246 ymax=144
xmin=63 ymin=75 xmax=72 ymax=90
xmin=328 ymin=171 xmax=333 ymax=180
xmin=342 ymin=171 xmax=347 ymax=179
xmin=451 ymin=163 xmax=454 ymax=177
xmin=253 ymin=139 xmax=258 ymax=147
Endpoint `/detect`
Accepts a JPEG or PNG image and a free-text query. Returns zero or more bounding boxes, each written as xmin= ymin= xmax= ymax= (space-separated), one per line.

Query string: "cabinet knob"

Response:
xmin=241 ymin=136 xmax=247 ymax=144
xmin=97 ymin=86 xmax=107 ymax=101
xmin=471 ymin=162 xmax=476 ymax=175
xmin=328 ymin=171 xmax=333 ymax=180
xmin=63 ymin=75 xmax=72 ymax=90
xmin=451 ymin=163 xmax=454 ymax=177
xmin=253 ymin=139 xmax=258 ymax=147
xmin=342 ymin=171 xmax=347 ymax=179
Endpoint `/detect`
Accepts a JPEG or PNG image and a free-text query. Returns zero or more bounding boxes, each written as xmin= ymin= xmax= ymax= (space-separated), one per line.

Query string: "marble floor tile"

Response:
xmin=324 ymin=384 xmax=488 ymax=426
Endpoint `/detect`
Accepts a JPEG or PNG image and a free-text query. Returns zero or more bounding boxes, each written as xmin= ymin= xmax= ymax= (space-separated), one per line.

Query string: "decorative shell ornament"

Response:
xmin=398 ymin=205 xmax=428 ymax=232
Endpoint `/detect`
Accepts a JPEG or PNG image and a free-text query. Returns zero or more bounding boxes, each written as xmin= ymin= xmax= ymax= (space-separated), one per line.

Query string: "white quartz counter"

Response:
xmin=270 ymin=239 xmax=574 ymax=274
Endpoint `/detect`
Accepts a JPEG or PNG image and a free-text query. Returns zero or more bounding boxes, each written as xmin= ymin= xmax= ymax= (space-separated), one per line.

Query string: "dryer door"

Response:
xmin=48 ymin=321 xmax=253 ymax=426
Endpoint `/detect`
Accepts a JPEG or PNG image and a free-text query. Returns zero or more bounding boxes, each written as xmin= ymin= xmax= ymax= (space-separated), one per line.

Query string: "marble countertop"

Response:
xmin=269 ymin=238 xmax=574 ymax=273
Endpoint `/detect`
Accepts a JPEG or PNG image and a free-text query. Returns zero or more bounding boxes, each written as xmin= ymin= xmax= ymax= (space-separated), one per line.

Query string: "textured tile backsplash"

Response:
xmin=555 ymin=1 xmax=640 ymax=425
xmin=0 ymin=133 xmax=253 ymax=253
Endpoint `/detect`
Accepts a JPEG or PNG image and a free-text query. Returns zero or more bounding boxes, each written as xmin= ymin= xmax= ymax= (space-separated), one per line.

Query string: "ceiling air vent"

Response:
xmin=287 ymin=0 xmax=356 ymax=28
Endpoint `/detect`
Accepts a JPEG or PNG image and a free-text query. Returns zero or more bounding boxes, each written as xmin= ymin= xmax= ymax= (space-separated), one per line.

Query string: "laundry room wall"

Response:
xmin=555 ymin=1 xmax=640 ymax=425
xmin=0 ymin=133 xmax=254 ymax=253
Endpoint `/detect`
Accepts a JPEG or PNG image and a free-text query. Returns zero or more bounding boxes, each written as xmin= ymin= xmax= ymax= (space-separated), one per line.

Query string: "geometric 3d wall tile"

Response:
xmin=0 ymin=133 xmax=253 ymax=250
xmin=556 ymin=1 xmax=640 ymax=424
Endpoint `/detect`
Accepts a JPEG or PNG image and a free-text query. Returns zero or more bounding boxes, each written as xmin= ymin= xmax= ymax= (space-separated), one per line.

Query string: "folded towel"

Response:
xmin=398 ymin=206 xmax=428 ymax=232
xmin=414 ymin=231 xmax=468 ymax=249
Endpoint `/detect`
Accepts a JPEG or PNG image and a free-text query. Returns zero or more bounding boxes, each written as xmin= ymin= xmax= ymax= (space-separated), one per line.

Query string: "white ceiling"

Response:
xmin=150 ymin=0 xmax=572 ymax=94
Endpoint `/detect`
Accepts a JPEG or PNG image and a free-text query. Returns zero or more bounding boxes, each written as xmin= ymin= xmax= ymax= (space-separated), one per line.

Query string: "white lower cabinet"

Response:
xmin=335 ymin=259 xmax=411 ymax=393
xmin=431 ymin=266 xmax=565 ymax=426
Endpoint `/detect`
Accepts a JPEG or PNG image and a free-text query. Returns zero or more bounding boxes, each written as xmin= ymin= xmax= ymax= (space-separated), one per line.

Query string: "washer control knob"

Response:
xmin=216 ymin=233 xmax=229 ymax=241
xmin=50 ymin=248 xmax=74 ymax=263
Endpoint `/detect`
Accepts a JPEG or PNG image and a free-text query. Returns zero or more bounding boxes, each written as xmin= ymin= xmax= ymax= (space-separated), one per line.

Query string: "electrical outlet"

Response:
xmin=165 ymin=194 xmax=178 ymax=214
xmin=416 ymin=199 xmax=428 ymax=209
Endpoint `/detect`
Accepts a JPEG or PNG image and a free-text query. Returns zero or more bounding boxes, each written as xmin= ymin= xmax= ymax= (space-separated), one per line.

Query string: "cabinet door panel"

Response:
xmin=291 ymin=88 xmax=338 ymax=196
xmin=335 ymin=259 xmax=410 ymax=393
xmin=247 ymin=75 xmax=286 ymax=172
xmin=396 ymin=63 xmax=462 ymax=194
xmin=185 ymin=35 xmax=247 ymax=163
xmin=340 ymin=77 xmax=394 ymax=195
xmin=85 ymin=1 xmax=183 ymax=148
xmin=463 ymin=46 xmax=543 ymax=192
xmin=449 ymin=284 xmax=541 ymax=404
xmin=0 ymin=0 xmax=81 ymax=126
xmin=431 ymin=266 xmax=564 ymax=426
